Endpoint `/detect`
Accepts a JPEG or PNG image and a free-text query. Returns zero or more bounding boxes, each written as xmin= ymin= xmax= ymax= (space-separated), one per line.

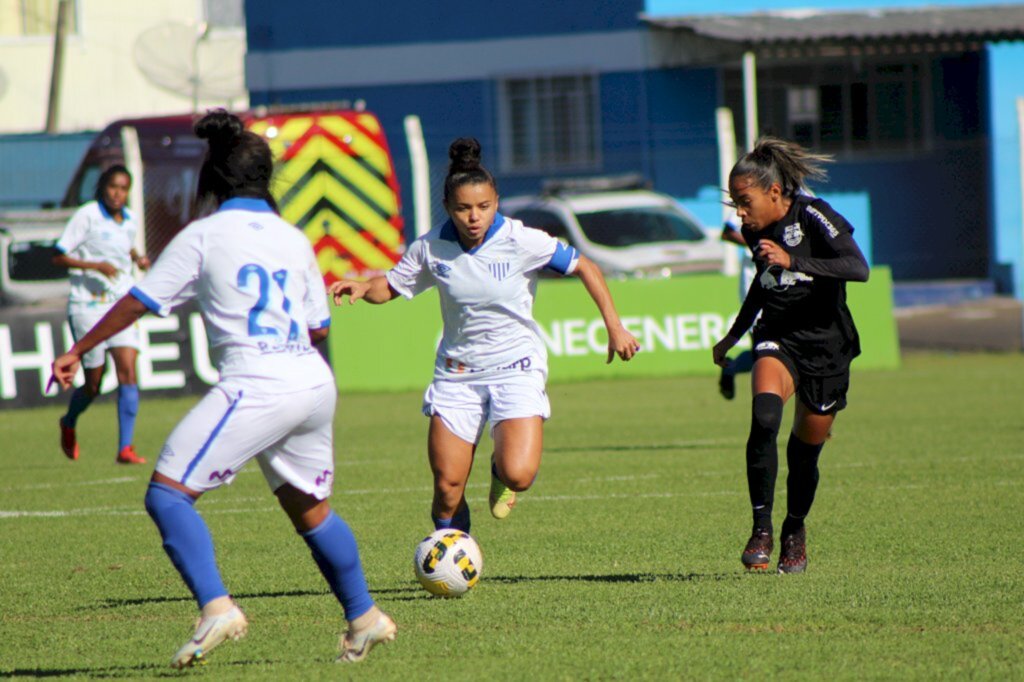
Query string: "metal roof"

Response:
xmin=642 ymin=5 xmax=1024 ymax=45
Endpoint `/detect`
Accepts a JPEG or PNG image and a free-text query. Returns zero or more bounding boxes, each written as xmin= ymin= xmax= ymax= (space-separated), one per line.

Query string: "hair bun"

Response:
xmin=448 ymin=137 xmax=482 ymax=173
xmin=195 ymin=109 xmax=245 ymax=149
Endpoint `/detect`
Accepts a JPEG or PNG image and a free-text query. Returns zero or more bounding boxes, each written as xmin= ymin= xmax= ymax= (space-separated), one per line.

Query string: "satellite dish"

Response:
xmin=133 ymin=22 xmax=246 ymax=104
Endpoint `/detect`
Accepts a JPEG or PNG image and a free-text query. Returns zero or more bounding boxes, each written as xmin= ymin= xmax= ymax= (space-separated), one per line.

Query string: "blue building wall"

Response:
xmin=245 ymin=0 xmax=645 ymax=49
xmin=987 ymin=42 xmax=1024 ymax=297
xmin=245 ymin=0 xmax=1023 ymax=290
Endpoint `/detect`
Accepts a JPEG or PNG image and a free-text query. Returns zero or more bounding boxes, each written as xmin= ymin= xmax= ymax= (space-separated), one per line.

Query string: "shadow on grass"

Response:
xmin=97 ymin=584 xmax=425 ymax=609
xmin=5 ymin=658 xmax=279 ymax=678
xmin=487 ymin=571 xmax=738 ymax=585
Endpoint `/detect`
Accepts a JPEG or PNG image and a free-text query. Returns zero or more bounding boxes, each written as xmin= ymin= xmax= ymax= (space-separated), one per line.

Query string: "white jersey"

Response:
xmin=386 ymin=213 xmax=579 ymax=382
xmin=131 ymin=197 xmax=332 ymax=390
xmin=55 ymin=200 xmax=138 ymax=311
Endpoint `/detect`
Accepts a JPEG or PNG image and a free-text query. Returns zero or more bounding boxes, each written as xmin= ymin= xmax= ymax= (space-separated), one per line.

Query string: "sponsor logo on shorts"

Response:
xmin=434 ymin=263 xmax=452 ymax=278
xmin=315 ymin=469 xmax=333 ymax=488
xmin=208 ymin=468 xmax=234 ymax=482
xmin=807 ymin=206 xmax=840 ymax=238
xmin=819 ymin=400 xmax=838 ymax=411
xmin=755 ymin=341 xmax=781 ymax=352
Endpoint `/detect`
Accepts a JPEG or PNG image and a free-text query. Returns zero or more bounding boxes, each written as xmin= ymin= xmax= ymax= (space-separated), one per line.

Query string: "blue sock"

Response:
xmin=144 ymin=483 xmax=228 ymax=608
xmin=301 ymin=511 xmax=374 ymax=621
xmin=63 ymin=387 xmax=94 ymax=428
xmin=117 ymin=384 xmax=139 ymax=451
xmin=432 ymin=500 xmax=471 ymax=533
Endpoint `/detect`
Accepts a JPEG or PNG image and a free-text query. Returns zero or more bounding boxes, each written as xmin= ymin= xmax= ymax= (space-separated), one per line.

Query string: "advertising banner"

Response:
xmin=0 ymin=302 xmax=218 ymax=409
xmin=328 ymin=267 xmax=899 ymax=392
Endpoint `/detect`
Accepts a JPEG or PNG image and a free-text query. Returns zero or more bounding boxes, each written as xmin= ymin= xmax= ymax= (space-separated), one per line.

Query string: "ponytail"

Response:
xmin=731 ymin=136 xmax=831 ymax=197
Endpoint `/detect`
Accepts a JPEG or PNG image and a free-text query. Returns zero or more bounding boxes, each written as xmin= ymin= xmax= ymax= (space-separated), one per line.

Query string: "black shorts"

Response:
xmin=752 ymin=341 xmax=850 ymax=415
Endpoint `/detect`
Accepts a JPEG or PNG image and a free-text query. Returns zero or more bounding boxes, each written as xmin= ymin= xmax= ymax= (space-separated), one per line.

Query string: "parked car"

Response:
xmin=0 ymin=210 xmax=73 ymax=305
xmin=501 ymin=177 xmax=725 ymax=278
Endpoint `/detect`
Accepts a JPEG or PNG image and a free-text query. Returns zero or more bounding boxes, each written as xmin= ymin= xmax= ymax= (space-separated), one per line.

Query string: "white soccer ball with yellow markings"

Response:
xmin=413 ymin=529 xmax=483 ymax=597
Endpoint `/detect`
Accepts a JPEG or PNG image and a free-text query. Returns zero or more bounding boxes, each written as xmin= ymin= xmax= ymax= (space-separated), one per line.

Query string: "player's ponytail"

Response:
xmin=443 ymin=137 xmax=497 ymax=205
xmin=731 ymin=136 xmax=831 ymax=198
xmin=194 ymin=108 xmax=278 ymax=213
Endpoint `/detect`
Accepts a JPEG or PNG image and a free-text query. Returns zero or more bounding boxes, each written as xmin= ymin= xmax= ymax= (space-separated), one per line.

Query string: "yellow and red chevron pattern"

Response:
xmin=247 ymin=111 xmax=404 ymax=283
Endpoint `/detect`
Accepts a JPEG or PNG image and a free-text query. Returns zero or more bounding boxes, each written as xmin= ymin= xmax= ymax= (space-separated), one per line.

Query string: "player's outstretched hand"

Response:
xmin=712 ymin=335 xmax=739 ymax=367
xmin=329 ymin=280 xmax=370 ymax=305
xmin=51 ymin=352 xmax=81 ymax=390
xmin=607 ymin=325 xmax=641 ymax=363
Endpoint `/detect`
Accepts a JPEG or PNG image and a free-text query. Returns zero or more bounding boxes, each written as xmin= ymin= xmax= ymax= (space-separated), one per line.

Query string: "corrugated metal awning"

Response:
xmin=642 ymin=5 xmax=1024 ymax=46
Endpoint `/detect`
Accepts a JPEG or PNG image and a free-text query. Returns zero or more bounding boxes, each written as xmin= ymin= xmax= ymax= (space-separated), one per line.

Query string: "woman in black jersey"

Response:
xmin=712 ymin=137 xmax=869 ymax=574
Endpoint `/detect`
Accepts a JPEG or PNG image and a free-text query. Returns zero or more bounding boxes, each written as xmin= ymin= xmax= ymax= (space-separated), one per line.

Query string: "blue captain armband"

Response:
xmin=545 ymin=242 xmax=580 ymax=275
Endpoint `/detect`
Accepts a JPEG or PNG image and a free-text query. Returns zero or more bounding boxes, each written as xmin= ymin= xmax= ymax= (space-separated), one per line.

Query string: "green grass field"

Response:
xmin=1 ymin=352 xmax=1022 ymax=680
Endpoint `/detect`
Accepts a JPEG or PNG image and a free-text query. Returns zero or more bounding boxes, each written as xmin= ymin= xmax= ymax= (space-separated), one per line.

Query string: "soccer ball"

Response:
xmin=413 ymin=529 xmax=483 ymax=597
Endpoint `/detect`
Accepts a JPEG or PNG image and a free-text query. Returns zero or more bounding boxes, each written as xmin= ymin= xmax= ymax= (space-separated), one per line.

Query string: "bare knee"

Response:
xmin=494 ymin=460 xmax=535 ymax=492
xmin=275 ymin=484 xmax=330 ymax=532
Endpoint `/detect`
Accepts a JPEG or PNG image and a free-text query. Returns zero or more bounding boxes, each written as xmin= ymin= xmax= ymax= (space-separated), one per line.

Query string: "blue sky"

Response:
xmin=645 ymin=0 xmax=1024 ymax=16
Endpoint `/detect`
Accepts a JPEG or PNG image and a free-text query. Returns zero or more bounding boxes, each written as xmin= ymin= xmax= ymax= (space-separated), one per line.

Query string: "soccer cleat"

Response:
xmin=741 ymin=527 xmax=774 ymax=571
xmin=59 ymin=418 xmax=79 ymax=460
xmin=116 ymin=445 xmax=147 ymax=465
xmin=489 ymin=472 xmax=516 ymax=520
xmin=718 ymin=368 xmax=736 ymax=400
xmin=170 ymin=605 xmax=248 ymax=669
xmin=778 ymin=527 xmax=808 ymax=574
xmin=337 ymin=611 xmax=397 ymax=663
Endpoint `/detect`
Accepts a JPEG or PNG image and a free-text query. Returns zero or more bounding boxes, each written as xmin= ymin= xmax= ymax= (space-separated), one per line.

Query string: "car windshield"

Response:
xmin=575 ymin=205 xmax=704 ymax=247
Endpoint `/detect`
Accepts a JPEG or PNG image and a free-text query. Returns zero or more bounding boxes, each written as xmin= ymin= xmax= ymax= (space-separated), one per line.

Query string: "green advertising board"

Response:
xmin=328 ymin=267 xmax=899 ymax=393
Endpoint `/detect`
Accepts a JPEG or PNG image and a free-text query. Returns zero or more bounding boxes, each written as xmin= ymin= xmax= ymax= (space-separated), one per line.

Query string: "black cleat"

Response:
xmin=741 ymin=528 xmax=773 ymax=570
xmin=778 ymin=527 xmax=808 ymax=574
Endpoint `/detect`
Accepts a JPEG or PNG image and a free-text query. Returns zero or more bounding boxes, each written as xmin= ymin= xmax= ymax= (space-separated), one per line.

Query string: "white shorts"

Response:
xmin=155 ymin=380 xmax=337 ymax=498
xmin=421 ymin=371 xmax=551 ymax=444
xmin=69 ymin=307 xmax=140 ymax=369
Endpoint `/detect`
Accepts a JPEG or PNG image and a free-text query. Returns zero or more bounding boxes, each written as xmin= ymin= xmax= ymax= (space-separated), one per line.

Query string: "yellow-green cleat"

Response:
xmin=489 ymin=472 xmax=517 ymax=520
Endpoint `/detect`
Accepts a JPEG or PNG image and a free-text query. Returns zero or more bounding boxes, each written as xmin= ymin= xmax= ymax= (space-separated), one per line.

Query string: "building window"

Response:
xmin=0 ymin=0 xmax=77 ymax=38
xmin=726 ymin=58 xmax=930 ymax=155
xmin=499 ymin=74 xmax=600 ymax=173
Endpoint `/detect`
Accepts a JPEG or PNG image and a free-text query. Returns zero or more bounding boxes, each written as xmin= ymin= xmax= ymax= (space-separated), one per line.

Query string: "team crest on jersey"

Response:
xmin=782 ymin=223 xmax=803 ymax=247
xmin=433 ymin=263 xmax=452 ymax=278
xmin=488 ymin=260 xmax=511 ymax=281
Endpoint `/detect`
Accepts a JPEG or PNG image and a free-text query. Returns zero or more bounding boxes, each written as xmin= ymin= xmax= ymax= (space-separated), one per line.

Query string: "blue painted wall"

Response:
xmin=245 ymin=0 xmax=644 ymax=49
xmin=987 ymin=42 xmax=1024 ymax=297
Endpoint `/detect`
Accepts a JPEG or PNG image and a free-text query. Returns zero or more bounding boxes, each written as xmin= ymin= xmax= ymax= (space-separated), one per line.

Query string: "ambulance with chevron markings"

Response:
xmin=54 ymin=104 xmax=404 ymax=286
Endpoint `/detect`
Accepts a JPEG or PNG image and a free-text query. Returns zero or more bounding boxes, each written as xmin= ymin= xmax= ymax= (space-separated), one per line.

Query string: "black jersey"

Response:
xmin=727 ymin=195 xmax=869 ymax=376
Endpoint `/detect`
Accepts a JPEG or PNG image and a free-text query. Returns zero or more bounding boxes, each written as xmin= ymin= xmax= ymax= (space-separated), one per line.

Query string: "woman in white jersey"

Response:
xmin=51 ymin=110 xmax=395 ymax=667
xmin=53 ymin=165 xmax=150 ymax=464
xmin=330 ymin=138 xmax=640 ymax=534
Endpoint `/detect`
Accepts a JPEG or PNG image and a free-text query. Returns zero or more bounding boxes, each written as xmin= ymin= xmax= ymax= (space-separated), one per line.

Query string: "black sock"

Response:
xmin=746 ymin=393 xmax=784 ymax=533
xmin=783 ymin=433 xmax=825 ymax=535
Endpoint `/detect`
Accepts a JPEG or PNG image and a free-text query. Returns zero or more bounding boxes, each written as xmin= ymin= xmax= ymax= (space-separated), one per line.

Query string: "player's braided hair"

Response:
xmin=731 ymin=136 xmax=832 ymax=198
xmin=194 ymin=108 xmax=278 ymax=213
xmin=443 ymin=137 xmax=497 ymax=204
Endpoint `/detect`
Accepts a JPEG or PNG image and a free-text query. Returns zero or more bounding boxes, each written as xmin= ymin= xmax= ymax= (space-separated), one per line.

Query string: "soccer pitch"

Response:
xmin=1 ymin=352 xmax=1021 ymax=679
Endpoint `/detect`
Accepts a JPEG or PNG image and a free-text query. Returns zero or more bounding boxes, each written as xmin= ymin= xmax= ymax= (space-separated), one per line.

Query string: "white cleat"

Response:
xmin=337 ymin=612 xmax=397 ymax=663
xmin=170 ymin=605 xmax=248 ymax=669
